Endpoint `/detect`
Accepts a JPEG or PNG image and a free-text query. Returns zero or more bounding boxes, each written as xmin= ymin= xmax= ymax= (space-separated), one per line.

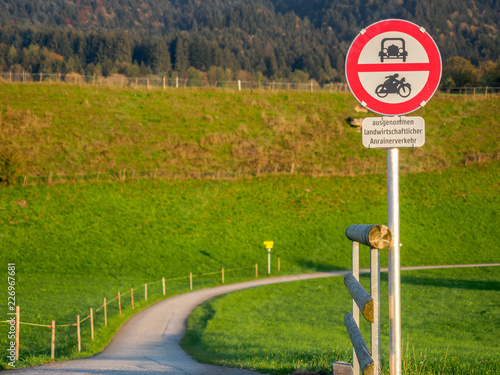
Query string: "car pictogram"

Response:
xmin=379 ymin=38 xmax=408 ymax=62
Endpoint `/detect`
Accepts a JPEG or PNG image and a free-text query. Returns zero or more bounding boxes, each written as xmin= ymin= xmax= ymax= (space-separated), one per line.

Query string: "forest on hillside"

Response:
xmin=0 ymin=0 xmax=498 ymax=86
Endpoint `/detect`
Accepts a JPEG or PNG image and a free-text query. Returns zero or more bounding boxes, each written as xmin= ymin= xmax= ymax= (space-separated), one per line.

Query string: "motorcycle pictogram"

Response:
xmin=375 ymin=74 xmax=412 ymax=98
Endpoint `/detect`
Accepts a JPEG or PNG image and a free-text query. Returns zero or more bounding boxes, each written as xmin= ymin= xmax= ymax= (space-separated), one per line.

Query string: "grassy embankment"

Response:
xmin=1 ymin=83 xmax=498 ymax=179
xmin=0 ymin=83 xmax=498 ymax=371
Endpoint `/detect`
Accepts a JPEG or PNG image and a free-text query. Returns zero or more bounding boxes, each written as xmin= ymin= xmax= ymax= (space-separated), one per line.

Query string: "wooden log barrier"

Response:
xmin=344 ymin=312 xmax=374 ymax=375
xmin=344 ymin=273 xmax=374 ymax=323
xmin=345 ymin=225 xmax=392 ymax=250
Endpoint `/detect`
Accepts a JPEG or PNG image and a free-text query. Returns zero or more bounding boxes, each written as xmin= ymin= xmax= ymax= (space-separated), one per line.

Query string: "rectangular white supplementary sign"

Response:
xmin=362 ymin=117 xmax=425 ymax=149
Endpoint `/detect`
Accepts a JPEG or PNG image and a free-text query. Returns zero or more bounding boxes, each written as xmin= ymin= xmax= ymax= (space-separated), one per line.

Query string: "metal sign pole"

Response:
xmin=352 ymin=241 xmax=360 ymax=375
xmin=387 ymin=148 xmax=401 ymax=375
xmin=263 ymin=241 xmax=274 ymax=275
xmin=268 ymin=249 xmax=271 ymax=275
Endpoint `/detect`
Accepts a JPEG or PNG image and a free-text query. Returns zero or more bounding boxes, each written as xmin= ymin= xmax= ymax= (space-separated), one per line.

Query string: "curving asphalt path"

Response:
xmin=8 ymin=264 xmax=500 ymax=375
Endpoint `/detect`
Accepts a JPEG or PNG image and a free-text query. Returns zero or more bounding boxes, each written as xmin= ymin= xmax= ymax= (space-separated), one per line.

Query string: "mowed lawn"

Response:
xmin=182 ymin=266 xmax=500 ymax=375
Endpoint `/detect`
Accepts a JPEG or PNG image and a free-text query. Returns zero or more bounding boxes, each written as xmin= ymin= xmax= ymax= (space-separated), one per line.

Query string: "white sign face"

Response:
xmin=362 ymin=117 xmax=425 ymax=149
xmin=345 ymin=20 xmax=442 ymax=116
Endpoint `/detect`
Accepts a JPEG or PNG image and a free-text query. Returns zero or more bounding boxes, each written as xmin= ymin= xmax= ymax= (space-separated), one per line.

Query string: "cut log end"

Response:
xmin=362 ymin=363 xmax=375 ymax=375
xmin=368 ymin=225 xmax=392 ymax=249
xmin=362 ymin=299 xmax=374 ymax=323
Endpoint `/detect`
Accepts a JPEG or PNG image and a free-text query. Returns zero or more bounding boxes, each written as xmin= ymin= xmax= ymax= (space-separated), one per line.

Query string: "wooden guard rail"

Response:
xmin=344 ymin=273 xmax=373 ymax=323
xmin=333 ymin=224 xmax=392 ymax=375
xmin=345 ymin=224 xmax=392 ymax=250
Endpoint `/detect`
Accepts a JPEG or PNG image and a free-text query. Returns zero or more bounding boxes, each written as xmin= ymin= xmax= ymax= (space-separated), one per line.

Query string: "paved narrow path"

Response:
xmin=9 ymin=264 xmax=500 ymax=375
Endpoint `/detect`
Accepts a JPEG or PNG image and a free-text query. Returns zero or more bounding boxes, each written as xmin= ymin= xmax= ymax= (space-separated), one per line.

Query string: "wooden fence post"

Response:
xmin=15 ymin=306 xmax=19 ymax=360
xmin=162 ymin=277 xmax=166 ymax=295
xmin=48 ymin=171 xmax=53 ymax=185
xmin=144 ymin=284 xmax=148 ymax=301
xmin=255 ymin=263 xmax=258 ymax=278
xmin=131 ymin=289 xmax=134 ymax=309
xmin=190 ymin=273 xmax=193 ymax=290
xmin=51 ymin=320 xmax=55 ymax=359
xmin=103 ymin=298 xmax=107 ymax=327
xmin=278 ymin=257 xmax=280 ymax=272
xmin=163 ymin=76 xmax=166 ymax=90
xmin=90 ymin=308 xmax=94 ymax=340
xmin=176 ymin=76 xmax=179 ymax=88
xmin=76 ymin=315 xmax=81 ymax=352
xmin=118 ymin=292 xmax=122 ymax=315
xmin=222 ymin=268 xmax=224 ymax=284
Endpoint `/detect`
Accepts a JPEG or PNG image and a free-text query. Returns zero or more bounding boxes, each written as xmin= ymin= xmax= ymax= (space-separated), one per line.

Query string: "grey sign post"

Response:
xmin=387 ymin=148 xmax=401 ymax=374
xmin=345 ymin=19 xmax=442 ymax=375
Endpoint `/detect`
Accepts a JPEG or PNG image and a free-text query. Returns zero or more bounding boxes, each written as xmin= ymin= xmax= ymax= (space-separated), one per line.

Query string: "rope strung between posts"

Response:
xmin=0 ymin=263 xmax=263 ymax=329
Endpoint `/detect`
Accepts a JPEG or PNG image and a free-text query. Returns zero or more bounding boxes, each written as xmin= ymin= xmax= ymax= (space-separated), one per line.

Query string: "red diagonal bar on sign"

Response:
xmin=356 ymin=63 xmax=432 ymax=72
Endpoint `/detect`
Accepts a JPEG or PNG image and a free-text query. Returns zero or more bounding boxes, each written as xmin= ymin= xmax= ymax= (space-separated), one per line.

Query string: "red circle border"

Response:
xmin=345 ymin=19 xmax=442 ymax=116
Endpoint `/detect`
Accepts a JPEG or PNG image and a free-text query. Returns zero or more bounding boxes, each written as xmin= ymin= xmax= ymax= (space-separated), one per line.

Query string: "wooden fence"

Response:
xmin=1 ymin=263 xmax=265 ymax=364
xmin=2 ymin=72 xmax=497 ymax=95
xmin=0 ymin=72 xmax=349 ymax=93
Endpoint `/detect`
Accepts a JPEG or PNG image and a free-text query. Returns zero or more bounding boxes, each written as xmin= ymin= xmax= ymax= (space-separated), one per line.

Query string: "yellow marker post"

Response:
xmin=263 ymin=241 xmax=274 ymax=275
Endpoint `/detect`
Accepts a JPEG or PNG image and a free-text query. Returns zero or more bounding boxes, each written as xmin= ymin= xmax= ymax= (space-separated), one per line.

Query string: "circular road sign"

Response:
xmin=345 ymin=19 xmax=442 ymax=116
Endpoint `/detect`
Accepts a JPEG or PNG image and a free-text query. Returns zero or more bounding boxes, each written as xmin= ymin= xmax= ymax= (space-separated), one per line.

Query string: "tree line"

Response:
xmin=0 ymin=0 xmax=498 ymax=86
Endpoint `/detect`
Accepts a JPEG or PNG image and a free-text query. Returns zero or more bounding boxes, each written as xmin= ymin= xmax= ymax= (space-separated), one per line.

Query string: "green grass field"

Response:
xmin=0 ymin=83 xmax=499 ymax=372
xmin=0 ymin=161 xmax=498 ymax=370
xmin=182 ymin=266 xmax=500 ymax=375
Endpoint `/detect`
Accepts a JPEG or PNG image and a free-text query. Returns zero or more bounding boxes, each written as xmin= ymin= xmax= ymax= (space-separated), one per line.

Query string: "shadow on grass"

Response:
xmin=360 ymin=273 xmax=500 ymax=291
xmin=181 ymin=300 xmax=217 ymax=348
xmin=296 ymin=260 xmax=349 ymax=273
